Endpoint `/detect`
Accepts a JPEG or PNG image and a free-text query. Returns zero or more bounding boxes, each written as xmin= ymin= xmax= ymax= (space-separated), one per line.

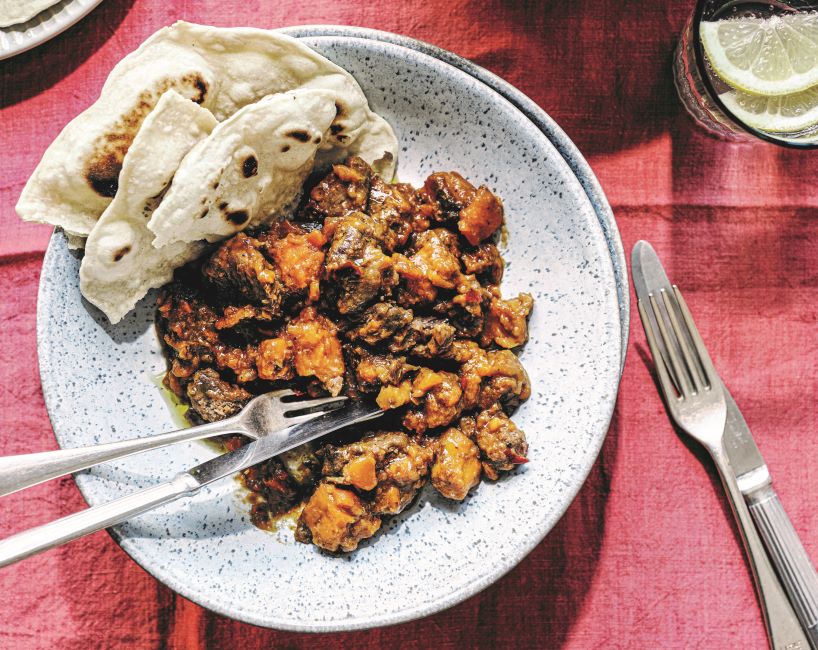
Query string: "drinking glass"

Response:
xmin=674 ymin=0 xmax=818 ymax=147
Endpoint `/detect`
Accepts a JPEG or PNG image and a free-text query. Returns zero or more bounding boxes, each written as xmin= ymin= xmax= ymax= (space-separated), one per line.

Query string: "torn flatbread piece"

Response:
xmin=79 ymin=90 xmax=217 ymax=323
xmin=16 ymin=21 xmax=397 ymax=238
xmin=147 ymin=89 xmax=338 ymax=246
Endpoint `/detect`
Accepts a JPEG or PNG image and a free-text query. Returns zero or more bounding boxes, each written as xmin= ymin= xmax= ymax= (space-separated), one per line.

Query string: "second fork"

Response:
xmin=0 ymin=390 xmax=347 ymax=498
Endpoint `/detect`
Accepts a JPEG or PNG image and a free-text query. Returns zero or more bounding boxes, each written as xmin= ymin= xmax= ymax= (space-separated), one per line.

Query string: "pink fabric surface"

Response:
xmin=2 ymin=1 xmax=818 ymax=647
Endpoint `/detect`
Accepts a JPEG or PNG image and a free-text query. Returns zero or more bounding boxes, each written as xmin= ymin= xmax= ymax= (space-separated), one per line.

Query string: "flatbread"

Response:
xmin=79 ymin=90 xmax=217 ymax=323
xmin=147 ymin=89 xmax=337 ymax=247
xmin=16 ymin=21 xmax=397 ymax=238
xmin=0 ymin=0 xmax=59 ymax=27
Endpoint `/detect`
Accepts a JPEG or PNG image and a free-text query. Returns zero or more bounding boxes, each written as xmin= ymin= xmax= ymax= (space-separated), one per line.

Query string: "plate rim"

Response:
xmin=0 ymin=0 xmax=105 ymax=61
xmin=36 ymin=29 xmax=627 ymax=632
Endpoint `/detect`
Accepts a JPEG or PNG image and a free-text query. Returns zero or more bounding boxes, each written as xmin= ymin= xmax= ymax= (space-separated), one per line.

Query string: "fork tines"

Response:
xmin=637 ymin=286 xmax=719 ymax=401
xmin=279 ymin=394 xmax=348 ymax=418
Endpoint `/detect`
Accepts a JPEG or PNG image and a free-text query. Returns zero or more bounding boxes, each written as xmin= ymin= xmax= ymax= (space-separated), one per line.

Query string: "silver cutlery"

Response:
xmin=0 ymin=389 xmax=346 ymax=498
xmin=726 ymin=390 xmax=818 ymax=648
xmin=633 ymin=240 xmax=815 ymax=650
xmin=0 ymin=398 xmax=382 ymax=568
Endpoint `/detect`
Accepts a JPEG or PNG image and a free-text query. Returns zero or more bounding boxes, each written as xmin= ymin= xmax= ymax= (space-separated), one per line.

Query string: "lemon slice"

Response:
xmin=720 ymin=84 xmax=818 ymax=133
xmin=701 ymin=12 xmax=818 ymax=96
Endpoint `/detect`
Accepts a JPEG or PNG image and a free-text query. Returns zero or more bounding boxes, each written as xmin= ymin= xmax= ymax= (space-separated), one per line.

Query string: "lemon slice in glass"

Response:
xmin=701 ymin=12 xmax=818 ymax=96
xmin=720 ymin=85 xmax=818 ymax=133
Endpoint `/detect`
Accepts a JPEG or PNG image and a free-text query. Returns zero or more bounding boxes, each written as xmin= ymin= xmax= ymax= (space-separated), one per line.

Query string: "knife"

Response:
xmin=725 ymin=390 xmax=818 ymax=648
xmin=633 ymin=240 xmax=814 ymax=650
xmin=0 ymin=400 xmax=383 ymax=568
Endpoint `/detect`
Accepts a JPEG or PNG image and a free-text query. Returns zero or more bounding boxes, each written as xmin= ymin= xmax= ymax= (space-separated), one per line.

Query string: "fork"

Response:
xmin=0 ymin=390 xmax=346 ymax=498
xmin=637 ymin=284 xmax=809 ymax=650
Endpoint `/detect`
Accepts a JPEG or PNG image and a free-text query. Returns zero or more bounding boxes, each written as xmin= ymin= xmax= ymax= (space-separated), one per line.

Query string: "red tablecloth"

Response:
xmin=3 ymin=1 xmax=818 ymax=647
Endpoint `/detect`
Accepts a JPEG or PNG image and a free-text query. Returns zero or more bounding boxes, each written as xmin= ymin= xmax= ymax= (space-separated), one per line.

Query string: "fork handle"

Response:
xmin=747 ymin=485 xmax=818 ymax=648
xmin=0 ymin=472 xmax=199 ymax=568
xmin=710 ymin=445 xmax=811 ymax=650
xmin=0 ymin=418 xmax=237 ymax=498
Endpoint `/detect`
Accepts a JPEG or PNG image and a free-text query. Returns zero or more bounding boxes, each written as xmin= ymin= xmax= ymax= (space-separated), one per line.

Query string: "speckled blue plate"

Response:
xmin=37 ymin=32 xmax=624 ymax=631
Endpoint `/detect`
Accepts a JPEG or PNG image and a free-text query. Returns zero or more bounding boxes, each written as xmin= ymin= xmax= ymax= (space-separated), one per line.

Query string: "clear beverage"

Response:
xmin=674 ymin=0 xmax=818 ymax=147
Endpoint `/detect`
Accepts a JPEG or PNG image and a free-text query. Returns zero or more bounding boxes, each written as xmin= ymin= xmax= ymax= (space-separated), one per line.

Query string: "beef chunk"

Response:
xmin=202 ymin=234 xmax=284 ymax=309
xmin=323 ymin=211 xmax=397 ymax=314
xmin=389 ymin=316 xmax=456 ymax=358
xmin=346 ymin=302 xmax=413 ymax=346
xmin=432 ymin=274 xmax=491 ymax=338
xmin=481 ymin=292 xmax=534 ymax=349
xmin=368 ymin=175 xmax=416 ymax=251
xmin=156 ymin=286 xmax=220 ymax=386
xmin=421 ymin=171 xmax=477 ymax=223
xmin=348 ymin=346 xmax=411 ymax=394
xmin=401 ymin=368 xmax=463 ymax=433
xmin=301 ymin=157 xmax=371 ymax=222
xmin=462 ymin=241 xmax=504 ymax=285
xmin=453 ymin=342 xmax=531 ymax=411
xmin=185 ymin=368 xmax=252 ymax=422
xmin=431 ymin=426 xmax=482 ymax=500
xmin=467 ymin=405 xmax=529 ymax=480
xmin=347 ymin=303 xmax=454 ymax=359
xmin=321 ymin=431 xmax=434 ymax=515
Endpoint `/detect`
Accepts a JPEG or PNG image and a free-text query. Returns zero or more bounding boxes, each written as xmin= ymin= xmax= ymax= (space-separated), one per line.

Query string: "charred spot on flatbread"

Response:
xmin=226 ymin=210 xmax=249 ymax=225
xmin=242 ymin=156 xmax=258 ymax=178
xmin=285 ymin=130 xmax=310 ymax=143
xmin=83 ymin=75 xmax=209 ymax=199
xmin=112 ymin=245 xmax=131 ymax=262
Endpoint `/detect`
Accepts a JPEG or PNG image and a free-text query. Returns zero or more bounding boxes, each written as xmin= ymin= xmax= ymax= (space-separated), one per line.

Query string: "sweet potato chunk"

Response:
xmin=286 ymin=306 xmax=345 ymax=396
xmin=296 ymin=483 xmax=381 ymax=552
xmin=458 ymin=186 xmax=504 ymax=245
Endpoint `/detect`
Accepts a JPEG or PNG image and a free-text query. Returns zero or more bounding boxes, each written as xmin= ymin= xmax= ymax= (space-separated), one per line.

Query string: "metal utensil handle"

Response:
xmin=710 ymin=444 xmax=811 ymax=650
xmin=0 ymin=419 xmax=235 ymax=498
xmin=748 ymin=485 xmax=818 ymax=648
xmin=0 ymin=473 xmax=199 ymax=568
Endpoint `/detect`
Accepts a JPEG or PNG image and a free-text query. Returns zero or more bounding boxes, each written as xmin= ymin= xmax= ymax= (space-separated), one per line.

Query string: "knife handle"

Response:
xmin=711 ymin=444 xmax=810 ymax=650
xmin=0 ymin=472 xmax=199 ymax=568
xmin=748 ymin=485 xmax=818 ymax=649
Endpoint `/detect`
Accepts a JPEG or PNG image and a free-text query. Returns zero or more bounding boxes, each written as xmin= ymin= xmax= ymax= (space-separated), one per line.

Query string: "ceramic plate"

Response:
xmin=37 ymin=33 xmax=623 ymax=631
xmin=0 ymin=0 xmax=104 ymax=61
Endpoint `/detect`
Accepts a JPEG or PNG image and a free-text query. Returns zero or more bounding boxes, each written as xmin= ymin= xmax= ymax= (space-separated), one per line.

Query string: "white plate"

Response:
xmin=37 ymin=34 xmax=623 ymax=630
xmin=0 ymin=0 xmax=104 ymax=61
